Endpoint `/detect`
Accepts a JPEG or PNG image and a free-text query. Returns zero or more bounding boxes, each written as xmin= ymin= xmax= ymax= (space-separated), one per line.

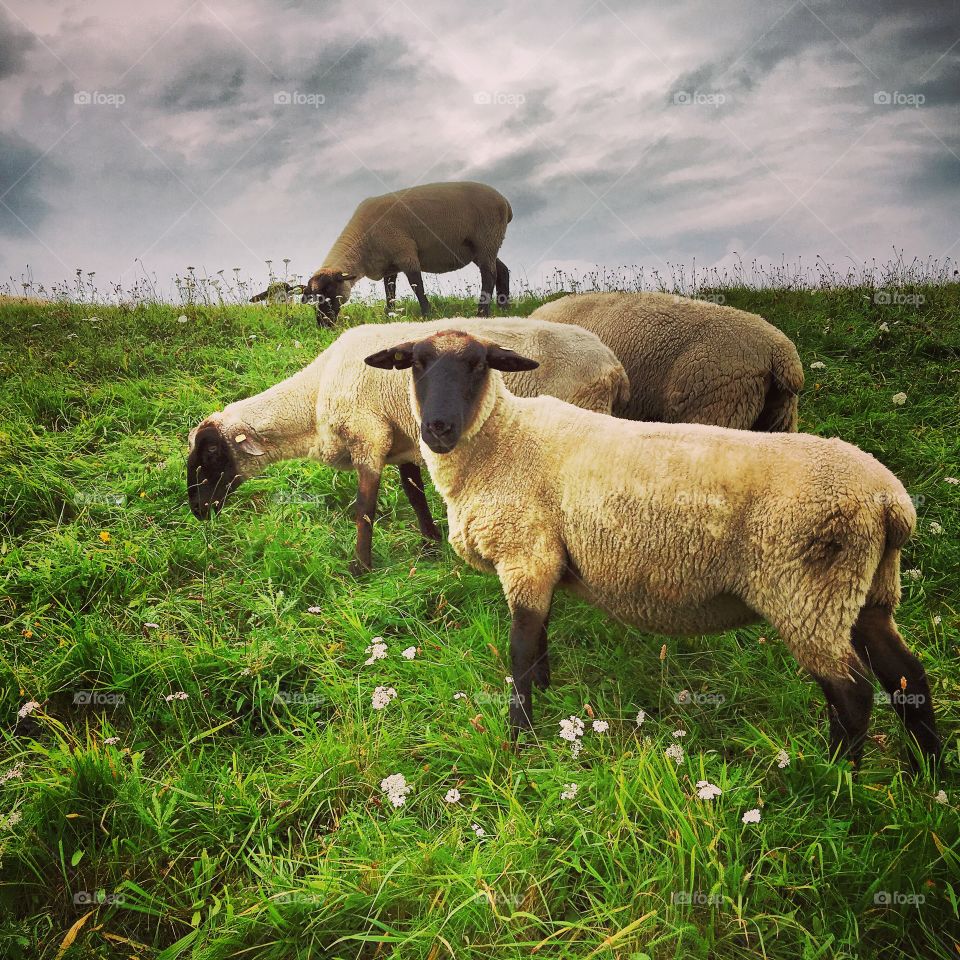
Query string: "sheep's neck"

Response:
xmin=224 ymin=358 xmax=321 ymax=465
xmin=321 ymin=229 xmax=365 ymax=278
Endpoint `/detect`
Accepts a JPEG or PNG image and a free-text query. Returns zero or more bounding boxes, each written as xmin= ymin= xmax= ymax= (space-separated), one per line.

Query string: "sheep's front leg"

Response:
xmin=350 ymin=466 xmax=381 ymax=576
xmin=509 ymin=606 xmax=548 ymax=734
xmin=398 ymin=463 xmax=442 ymax=543
xmin=498 ymin=554 xmax=563 ymax=739
xmin=404 ymin=269 xmax=431 ymax=317
xmin=384 ymin=274 xmax=397 ymax=314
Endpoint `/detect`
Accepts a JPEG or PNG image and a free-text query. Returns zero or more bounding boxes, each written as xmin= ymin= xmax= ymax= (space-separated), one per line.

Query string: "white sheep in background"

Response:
xmin=366 ymin=330 xmax=940 ymax=770
xmin=187 ymin=317 xmax=627 ymax=573
xmin=267 ymin=181 xmax=513 ymax=326
xmin=531 ymin=292 xmax=804 ymax=431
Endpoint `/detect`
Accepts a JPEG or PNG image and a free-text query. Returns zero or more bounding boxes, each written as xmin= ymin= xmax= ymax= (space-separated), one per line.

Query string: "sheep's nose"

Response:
xmin=426 ymin=419 xmax=454 ymax=438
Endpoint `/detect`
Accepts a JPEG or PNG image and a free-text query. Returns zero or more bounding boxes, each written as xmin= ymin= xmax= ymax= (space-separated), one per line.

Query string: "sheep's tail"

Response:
xmin=752 ymin=338 xmax=804 ymax=432
xmin=866 ymin=489 xmax=916 ymax=610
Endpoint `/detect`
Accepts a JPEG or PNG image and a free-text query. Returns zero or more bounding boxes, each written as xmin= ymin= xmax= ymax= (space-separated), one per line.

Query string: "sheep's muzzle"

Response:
xmin=187 ymin=424 xmax=240 ymax=519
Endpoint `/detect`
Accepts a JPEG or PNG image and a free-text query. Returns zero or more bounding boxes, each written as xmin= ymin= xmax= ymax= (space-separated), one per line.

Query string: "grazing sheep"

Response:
xmin=0 ymin=294 xmax=50 ymax=305
xmin=300 ymin=181 xmax=513 ymax=326
xmin=366 ymin=331 xmax=940 ymax=769
xmin=531 ymin=292 xmax=804 ymax=431
xmin=188 ymin=317 xmax=627 ymax=574
xmin=249 ymin=281 xmax=304 ymax=304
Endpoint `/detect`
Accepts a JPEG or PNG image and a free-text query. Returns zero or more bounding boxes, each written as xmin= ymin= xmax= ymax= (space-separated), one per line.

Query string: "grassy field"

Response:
xmin=0 ymin=283 xmax=958 ymax=959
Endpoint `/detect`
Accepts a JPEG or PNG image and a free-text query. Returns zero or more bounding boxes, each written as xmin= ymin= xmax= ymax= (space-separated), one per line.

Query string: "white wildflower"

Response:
xmin=379 ymin=773 xmax=411 ymax=808
xmin=2 ymin=764 xmax=23 ymax=782
xmin=164 ymin=691 xmax=188 ymax=702
xmin=570 ymin=739 xmax=582 ymax=758
xmin=776 ymin=749 xmax=790 ymax=769
xmin=103 ymin=737 xmax=120 ymax=746
xmin=561 ymin=783 xmax=579 ymax=800
xmin=371 ymin=686 xmax=397 ymax=710
xmin=505 ymin=676 xmax=513 ymax=684
xmin=635 ymin=709 xmax=646 ymax=727
xmin=879 ymin=322 xmax=890 ymax=332
xmin=933 ymin=615 xmax=942 ymax=626
xmin=809 ymin=361 xmax=826 ymax=370
xmin=944 ymin=477 xmax=960 ymax=485
xmin=892 ymin=392 xmax=907 ymax=406
xmin=2 ymin=810 xmax=23 ymax=830
xmin=307 ymin=606 xmax=322 ymax=614
xmin=401 ymin=646 xmax=417 ymax=660
xmin=934 ymin=790 xmax=947 ymax=805
xmin=592 ymin=719 xmax=609 ymax=733
xmin=929 ymin=521 xmax=943 ymax=535
xmin=364 ymin=638 xmax=388 ymax=665
xmin=665 ymin=744 xmax=684 ymax=765
xmin=177 ymin=314 xmax=188 ymax=324
xmin=453 ymin=692 xmax=467 ymax=701
xmin=143 ymin=622 xmax=160 ymax=630
xmin=905 ymin=569 xmax=921 ymax=580
xmin=17 ymin=701 xmax=40 ymax=719
xmin=559 ymin=716 xmax=585 ymax=742
xmin=471 ymin=822 xmax=486 ymax=838
xmin=696 ymin=780 xmax=722 ymax=800
xmin=742 ymin=808 xmax=762 ymax=824
xmin=672 ymin=728 xmax=687 ymax=739
xmin=444 ymin=788 xmax=461 ymax=804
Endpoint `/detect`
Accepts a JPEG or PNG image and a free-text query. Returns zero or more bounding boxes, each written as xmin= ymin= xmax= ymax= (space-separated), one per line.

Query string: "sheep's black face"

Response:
xmin=303 ymin=271 xmax=354 ymax=326
xmin=187 ymin=424 xmax=241 ymax=519
xmin=363 ymin=332 xmax=539 ymax=455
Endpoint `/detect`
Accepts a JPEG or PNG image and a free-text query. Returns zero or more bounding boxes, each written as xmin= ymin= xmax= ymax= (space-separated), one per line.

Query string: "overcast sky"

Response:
xmin=1 ymin=0 xmax=958 ymax=299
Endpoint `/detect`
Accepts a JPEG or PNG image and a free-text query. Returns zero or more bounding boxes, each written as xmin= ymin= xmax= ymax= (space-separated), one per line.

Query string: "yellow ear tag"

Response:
xmin=395 ymin=352 xmax=404 ymax=361
xmin=235 ymin=433 xmax=247 ymax=443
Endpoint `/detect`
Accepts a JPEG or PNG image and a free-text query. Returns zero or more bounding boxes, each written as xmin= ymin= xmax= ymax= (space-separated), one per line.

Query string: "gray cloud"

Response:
xmin=0 ymin=0 xmax=957 ymax=292
xmin=0 ymin=9 xmax=36 ymax=81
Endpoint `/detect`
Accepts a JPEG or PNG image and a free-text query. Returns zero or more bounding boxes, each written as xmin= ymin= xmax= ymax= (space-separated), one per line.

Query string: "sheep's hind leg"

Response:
xmin=404 ymin=269 xmax=431 ymax=317
xmin=476 ymin=261 xmax=496 ymax=317
xmin=384 ymin=274 xmax=397 ymax=314
xmin=851 ymin=606 xmax=941 ymax=771
xmin=812 ymin=656 xmax=874 ymax=767
xmin=495 ymin=259 xmax=510 ymax=311
xmin=398 ymin=463 xmax=442 ymax=544
xmin=349 ymin=466 xmax=381 ymax=576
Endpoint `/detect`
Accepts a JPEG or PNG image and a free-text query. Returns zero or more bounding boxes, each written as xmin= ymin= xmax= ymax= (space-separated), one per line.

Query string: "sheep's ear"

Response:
xmin=340 ymin=273 xmax=357 ymax=282
xmin=486 ymin=344 xmax=539 ymax=372
xmin=364 ymin=342 xmax=415 ymax=369
xmin=235 ymin=429 xmax=267 ymax=456
xmin=249 ymin=289 xmax=269 ymax=303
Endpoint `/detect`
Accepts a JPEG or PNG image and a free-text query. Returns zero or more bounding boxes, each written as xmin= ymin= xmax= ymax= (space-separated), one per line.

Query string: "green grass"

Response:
xmin=0 ymin=285 xmax=958 ymax=959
